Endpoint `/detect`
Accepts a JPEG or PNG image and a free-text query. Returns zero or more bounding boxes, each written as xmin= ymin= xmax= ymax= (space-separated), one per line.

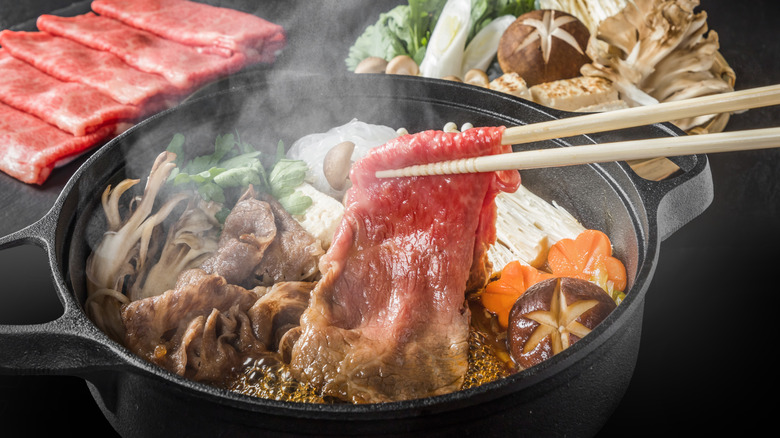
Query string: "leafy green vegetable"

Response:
xmin=345 ymin=0 xmax=536 ymax=71
xmin=469 ymin=0 xmax=536 ymax=40
xmin=166 ymin=133 xmax=312 ymax=219
xmin=346 ymin=0 xmax=446 ymax=70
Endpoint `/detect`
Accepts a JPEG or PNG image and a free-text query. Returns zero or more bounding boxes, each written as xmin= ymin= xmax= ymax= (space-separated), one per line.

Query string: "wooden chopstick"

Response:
xmin=375 ymin=127 xmax=780 ymax=178
xmin=375 ymin=84 xmax=780 ymax=178
xmin=500 ymin=84 xmax=780 ymax=145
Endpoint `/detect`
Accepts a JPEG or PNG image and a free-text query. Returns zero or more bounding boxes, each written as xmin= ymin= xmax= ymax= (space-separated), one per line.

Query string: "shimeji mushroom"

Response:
xmin=354 ymin=56 xmax=389 ymax=74
xmin=581 ymin=0 xmax=736 ymax=133
xmin=385 ymin=55 xmax=420 ymax=76
xmin=322 ymin=140 xmax=356 ymax=192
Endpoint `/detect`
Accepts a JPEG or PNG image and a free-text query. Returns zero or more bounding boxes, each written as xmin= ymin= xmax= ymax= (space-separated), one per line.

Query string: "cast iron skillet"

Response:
xmin=0 ymin=73 xmax=712 ymax=437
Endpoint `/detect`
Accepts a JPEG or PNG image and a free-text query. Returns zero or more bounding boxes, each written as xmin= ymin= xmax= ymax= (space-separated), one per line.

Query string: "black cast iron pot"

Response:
xmin=0 ymin=73 xmax=712 ymax=437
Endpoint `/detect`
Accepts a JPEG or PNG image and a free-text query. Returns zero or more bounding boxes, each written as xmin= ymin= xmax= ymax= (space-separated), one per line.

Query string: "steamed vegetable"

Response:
xmin=482 ymin=228 xmax=627 ymax=329
xmin=536 ymin=0 xmax=629 ymax=33
xmin=127 ymin=197 xmax=220 ymax=301
xmin=581 ymin=0 xmax=735 ymax=133
xmin=345 ymin=0 xmax=446 ymax=70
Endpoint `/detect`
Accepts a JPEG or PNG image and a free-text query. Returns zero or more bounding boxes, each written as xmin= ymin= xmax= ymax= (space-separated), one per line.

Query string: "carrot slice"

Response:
xmin=605 ymin=256 xmax=627 ymax=292
xmin=547 ymin=229 xmax=626 ymax=293
xmin=481 ymin=261 xmax=554 ymax=328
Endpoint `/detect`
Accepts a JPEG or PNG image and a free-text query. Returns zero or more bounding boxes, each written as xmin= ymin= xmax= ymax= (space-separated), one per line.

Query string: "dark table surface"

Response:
xmin=1 ymin=0 xmax=776 ymax=436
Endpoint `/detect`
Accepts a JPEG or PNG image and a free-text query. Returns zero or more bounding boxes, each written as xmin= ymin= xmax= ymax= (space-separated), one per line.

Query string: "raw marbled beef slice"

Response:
xmin=0 ymin=49 xmax=140 ymax=136
xmin=91 ymin=0 xmax=286 ymax=63
xmin=0 ymin=101 xmax=116 ymax=185
xmin=0 ymin=30 xmax=181 ymax=110
xmin=37 ymin=13 xmax=247 ymax=91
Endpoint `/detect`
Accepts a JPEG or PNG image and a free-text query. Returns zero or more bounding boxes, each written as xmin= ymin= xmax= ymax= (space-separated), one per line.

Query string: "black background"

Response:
xmin=1 ymin=0 xmax=777 ymax=436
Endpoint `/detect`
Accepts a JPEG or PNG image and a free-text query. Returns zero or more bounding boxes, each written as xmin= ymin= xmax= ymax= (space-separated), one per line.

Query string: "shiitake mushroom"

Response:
xmin=507 ymin=277 xmax=616 ymax=369
xmin=497 ymin=10 xmax=591 ymax=87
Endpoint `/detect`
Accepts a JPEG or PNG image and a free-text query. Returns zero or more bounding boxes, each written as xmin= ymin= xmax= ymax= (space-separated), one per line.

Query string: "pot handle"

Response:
xmin=0 ymin=213 xmax=124 ymax=375
xmin=628 ymin=154 xmax=714 ymax=242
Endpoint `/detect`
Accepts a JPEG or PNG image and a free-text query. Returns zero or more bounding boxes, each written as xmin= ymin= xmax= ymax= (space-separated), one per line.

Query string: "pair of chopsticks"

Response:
xmin=375 ymin=84 xmax=780 ymax=178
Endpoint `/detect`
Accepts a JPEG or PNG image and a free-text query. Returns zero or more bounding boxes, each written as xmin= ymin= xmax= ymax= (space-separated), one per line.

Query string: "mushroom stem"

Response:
xmin=323 ymin=141 xmax=356 ymax=191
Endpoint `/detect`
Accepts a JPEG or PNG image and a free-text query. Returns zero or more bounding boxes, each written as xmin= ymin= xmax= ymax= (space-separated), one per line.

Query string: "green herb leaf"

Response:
xmin=197 ymin=181 xmax=225 ymax=204
xmin=166 ymin=133 xmax=186 ymax=159
xmin=268 ymin=159 xmax=308 ymax=200
xmin=165 ymin=132 xmax=312 ymax=216
xmin=213 ymin=165 xmax=263 ymax=188
xmin=278 ymin=191 xmax=314 ymax=216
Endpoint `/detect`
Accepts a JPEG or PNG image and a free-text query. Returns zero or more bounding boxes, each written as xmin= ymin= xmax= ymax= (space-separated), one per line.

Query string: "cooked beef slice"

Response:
xmin=249 ymin=281 xmax=314 ymax=354
xmin=122 ymin=269 xmax=262 ymax=380
xmin=201 ymin=195 xmax=277 ymax=287
xmin=253 ymin=193 xmax=324 ymax=285
xmin=121 ymin=268 xmax=313 ymax=382
xmin=289 ymin=128 xmax=520 ymax=403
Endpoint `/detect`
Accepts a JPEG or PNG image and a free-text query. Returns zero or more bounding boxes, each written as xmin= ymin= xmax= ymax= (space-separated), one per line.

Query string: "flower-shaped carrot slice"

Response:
xmin=547 ymin=229 xmax=626 ymax=293
xmin=481 ymin=260 xmax=554 ymax=328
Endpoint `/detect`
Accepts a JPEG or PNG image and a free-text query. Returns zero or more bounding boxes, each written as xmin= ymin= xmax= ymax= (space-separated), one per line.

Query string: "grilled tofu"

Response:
xmin=530 ymin=76 xmax=621 ymax=112
xmin=489 ymin=72 xmax=532 ymax=100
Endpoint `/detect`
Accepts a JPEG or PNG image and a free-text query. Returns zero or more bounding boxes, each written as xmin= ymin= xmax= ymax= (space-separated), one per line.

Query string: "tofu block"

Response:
xmin=489 ymin=72 xmax=532 ymax=100
xmin=575 ymin=99 xmax=629 ymax=113
xmin=530 ymin=76 xmax=619 ymax=112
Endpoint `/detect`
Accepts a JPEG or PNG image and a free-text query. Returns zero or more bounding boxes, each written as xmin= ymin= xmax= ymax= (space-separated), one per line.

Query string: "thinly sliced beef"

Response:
xmin=0 ymin=30 xmax=181 ymax=110
xmin=37 ymin=13 xmax=248 ymax=91
xmin=0 ymin=49 xmax=138 ymax=136
xmin=200 ymin=189 xmax=323 ymax=288
xmin=0 ymin=101 xmax=115 ymax=185
xmin=121 ymin=268 xmax=313 ymax=383
xmin=254 ymin=193 xmax=324 ymax=286
xmin=201 ymin=192 xmax=278 ymax=288
xmin=289 ymin=128 xmax=520 ymax=403
xmin=91 ymin=0 xmax=286 ymax=63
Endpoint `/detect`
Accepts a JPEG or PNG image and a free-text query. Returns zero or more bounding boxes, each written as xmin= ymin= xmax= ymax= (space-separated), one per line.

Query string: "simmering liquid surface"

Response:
xmin=228 ymin=328 xmax=510 ymax=403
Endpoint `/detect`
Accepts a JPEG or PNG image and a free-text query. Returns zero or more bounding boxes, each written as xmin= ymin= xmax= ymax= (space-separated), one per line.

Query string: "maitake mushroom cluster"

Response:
xmin=581 ymin=0 xmax=736 ymax=133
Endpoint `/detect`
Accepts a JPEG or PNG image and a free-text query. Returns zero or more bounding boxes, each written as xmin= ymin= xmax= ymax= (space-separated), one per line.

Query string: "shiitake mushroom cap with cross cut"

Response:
xmin=497 ymin=9 xmax=591 ymax=87
xmin=507 ymin=277 xmax=616 ymax=369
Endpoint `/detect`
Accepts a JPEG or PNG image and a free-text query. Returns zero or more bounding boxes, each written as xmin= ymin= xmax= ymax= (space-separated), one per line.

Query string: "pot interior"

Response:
xmin=61 ymin=72 xmax=661 ymax=413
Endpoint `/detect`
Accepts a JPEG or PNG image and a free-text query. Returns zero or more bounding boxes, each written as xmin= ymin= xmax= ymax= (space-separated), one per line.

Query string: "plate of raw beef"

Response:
xmin=0 ymin=0 xmax=287 ymax=187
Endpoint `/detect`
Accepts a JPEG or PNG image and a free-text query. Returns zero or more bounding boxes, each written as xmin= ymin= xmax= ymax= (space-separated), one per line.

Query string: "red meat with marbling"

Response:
xmin=37 ymin=13 xmax=248 ymax=91
xmin=0 ymin=30 xmax=181 ymax=110
xmin=0 ymin=49 xmax=138 ymax=137
xmin=0 ymin=101 xmax=116 ymax=185
xmin=91 ymin=0 xmax=287 ymax=63
xmin=289 ymin=127 xmax=520 ymax=403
